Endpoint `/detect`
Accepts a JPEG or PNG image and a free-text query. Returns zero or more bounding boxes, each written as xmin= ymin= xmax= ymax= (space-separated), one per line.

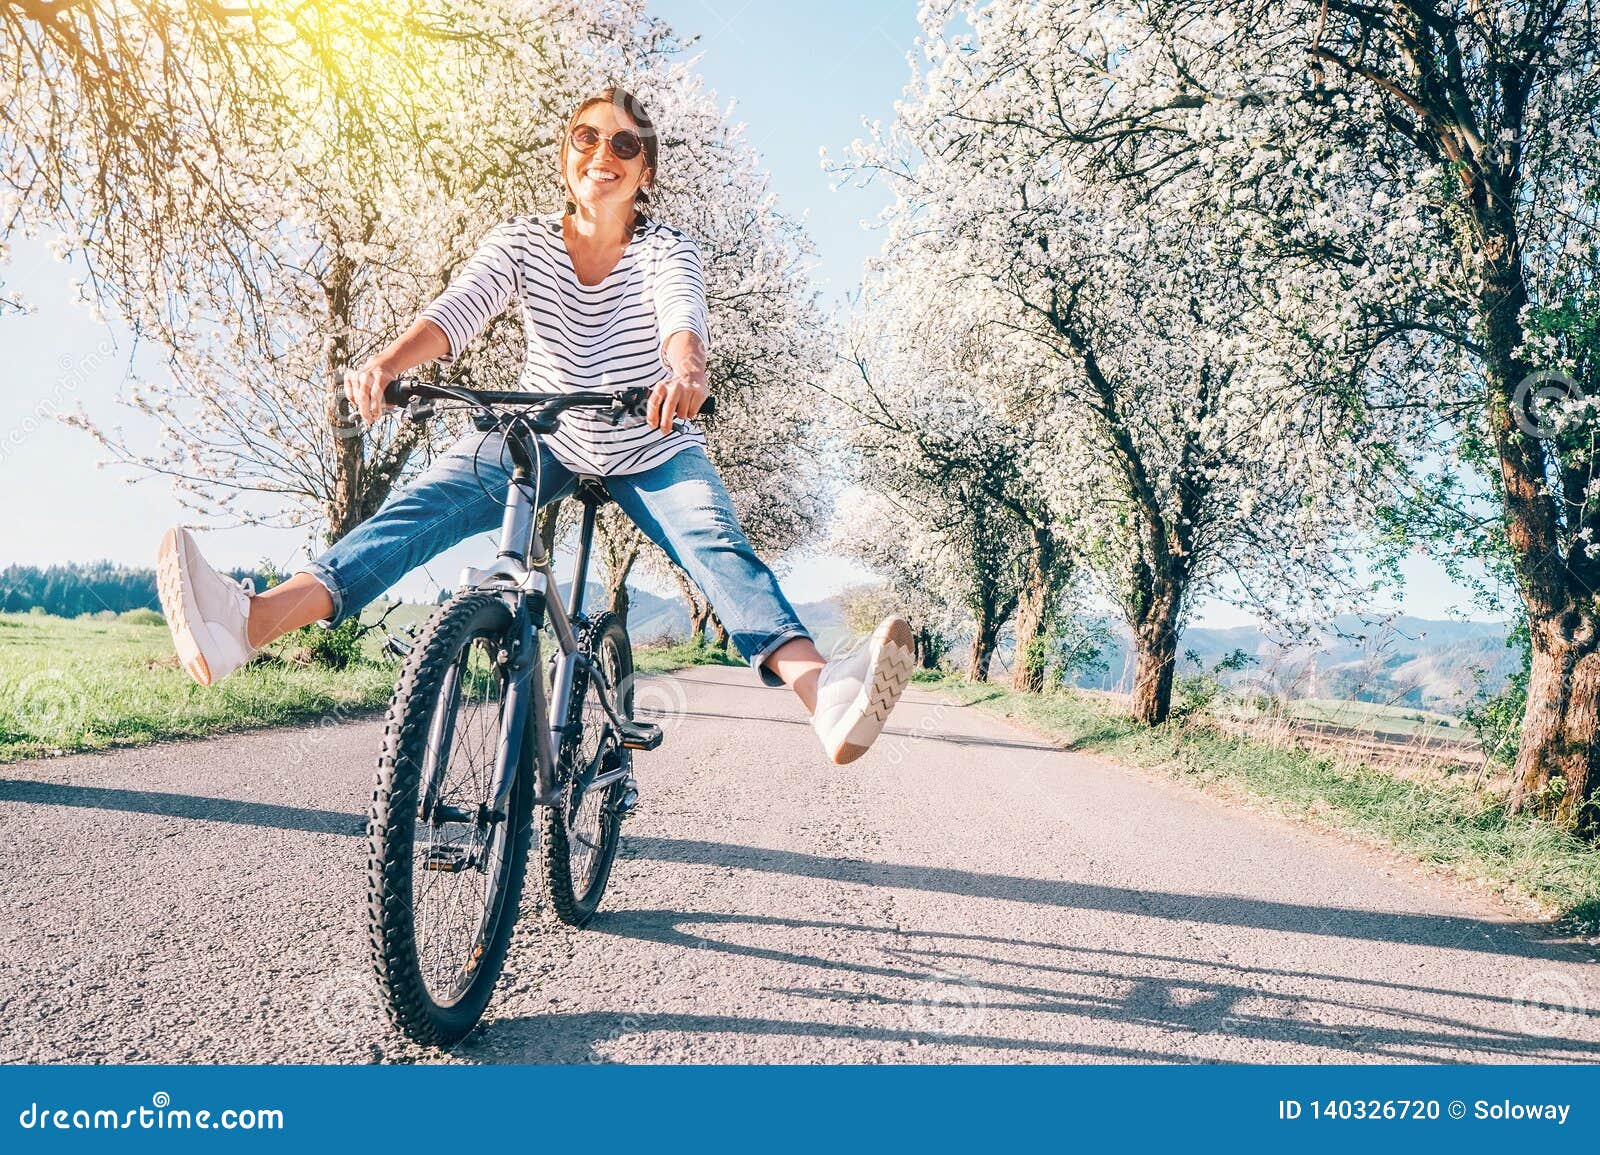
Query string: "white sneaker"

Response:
xmin=156 ymin=527 xmax=258 ymax=686
xmin=811 ymin=615 xmax=916 ymax=765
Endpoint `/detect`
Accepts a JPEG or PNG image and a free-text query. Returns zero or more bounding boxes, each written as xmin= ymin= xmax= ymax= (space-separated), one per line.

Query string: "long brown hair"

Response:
xmin=559 ymin=86 xmax=658 ymax=219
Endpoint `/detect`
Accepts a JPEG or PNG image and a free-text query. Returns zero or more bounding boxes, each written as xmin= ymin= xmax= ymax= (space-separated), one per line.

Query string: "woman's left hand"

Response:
xmin=647 ymin=370 xmax=710 ymax=435
xmin=650 ymin=330 xmax=710 ymax=434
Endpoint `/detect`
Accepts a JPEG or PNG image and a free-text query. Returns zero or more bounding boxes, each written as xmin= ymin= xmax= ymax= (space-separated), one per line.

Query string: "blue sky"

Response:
xmin=0 ymin=0 xmax=1487 ymax=625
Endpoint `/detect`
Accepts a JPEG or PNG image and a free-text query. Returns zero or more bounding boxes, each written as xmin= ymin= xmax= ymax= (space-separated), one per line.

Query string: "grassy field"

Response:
xmin=0 ymin=611 xmax=396 ymax=761
xmin=1276 ymin=697 xmax=1467 ymax=741
xmin=919 ymin=671 xmax=1600 ymax=929
xmin=0 ymin=610 xmax=741 ymax=763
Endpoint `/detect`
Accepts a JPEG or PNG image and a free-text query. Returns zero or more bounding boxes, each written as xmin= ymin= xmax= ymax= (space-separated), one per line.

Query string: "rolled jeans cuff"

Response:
xmin=297 ymin=563 xmax=348 ymax=627
xmin=747 ymin=627 xmax=812 ymax=687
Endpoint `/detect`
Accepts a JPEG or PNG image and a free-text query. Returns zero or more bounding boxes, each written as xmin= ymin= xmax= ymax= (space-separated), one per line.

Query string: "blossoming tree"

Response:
xmin=838 ymin=276 xmax=1078 ymax=688
xmin=930 ymin=0 xmax=1600 ymax=822
xmin=842 ymin=0 xmax=1399 ymax=722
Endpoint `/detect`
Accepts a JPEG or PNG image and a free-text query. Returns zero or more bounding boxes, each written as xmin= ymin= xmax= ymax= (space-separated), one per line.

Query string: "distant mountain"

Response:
xmin=556 ymin=581 xmax=682 ymax=641
xmin=1068 ymin=614 xmax=1519 ymax=711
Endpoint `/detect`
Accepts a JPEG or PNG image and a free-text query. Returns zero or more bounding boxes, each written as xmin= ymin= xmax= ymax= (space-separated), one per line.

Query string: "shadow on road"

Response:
xmin=0 ymin=778 xmax=364 ymax=836
xmin=465 ymin=907 xmax=1600 ymax=1064
xmin=636 ymin=708 xmax=1063 ymax=751
xmin=464 ymin=1002 xmax=1205 ymax=1064
xmin=625 ymin=836 xmax=1591 ymax=964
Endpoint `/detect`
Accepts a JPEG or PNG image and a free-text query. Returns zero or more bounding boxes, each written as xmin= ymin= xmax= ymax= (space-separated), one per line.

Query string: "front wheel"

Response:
xmin=540 ymin=612 xmax=632 ymax=926
xmin=367 ymin=591 xmax=534 ymax=1047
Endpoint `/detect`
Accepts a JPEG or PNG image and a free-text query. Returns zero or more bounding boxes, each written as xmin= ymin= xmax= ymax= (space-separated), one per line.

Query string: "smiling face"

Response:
xmin=561 ymin=99 xmax=653 ymax=216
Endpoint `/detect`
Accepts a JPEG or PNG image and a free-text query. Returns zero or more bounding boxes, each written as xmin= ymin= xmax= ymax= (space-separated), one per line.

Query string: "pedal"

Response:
xmin=614 ymin=776 xmax=641 ymax=821
xmin=617 ymin=720 xmax=663 ymax=751
xmin=421 ymin=846 xmax=471 ymax=873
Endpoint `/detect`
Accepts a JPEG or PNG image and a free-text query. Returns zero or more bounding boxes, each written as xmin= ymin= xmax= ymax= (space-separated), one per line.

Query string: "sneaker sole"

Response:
xmin=157 ymin=528 xmax=214 ymax=686
xmin=834 ymin=616 xmax=915 ymax=765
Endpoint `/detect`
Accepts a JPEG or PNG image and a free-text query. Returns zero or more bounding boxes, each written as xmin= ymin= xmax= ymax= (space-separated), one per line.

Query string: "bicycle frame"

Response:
xmin=452 ymin=425 xmax=618 ymax=812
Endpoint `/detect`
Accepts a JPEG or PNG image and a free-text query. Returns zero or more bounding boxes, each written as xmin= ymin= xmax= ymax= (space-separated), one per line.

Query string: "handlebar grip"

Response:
xmin=382 ymin=378 xmax=412 ymax=407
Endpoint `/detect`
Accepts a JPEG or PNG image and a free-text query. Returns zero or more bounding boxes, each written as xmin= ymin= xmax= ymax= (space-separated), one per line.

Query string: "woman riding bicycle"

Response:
xmin=156 ymin=86 xmax=913 ymax=765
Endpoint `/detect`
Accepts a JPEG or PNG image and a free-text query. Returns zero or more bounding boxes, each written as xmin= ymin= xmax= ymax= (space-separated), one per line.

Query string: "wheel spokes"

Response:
xmin=411 ymin=634 xmax=513 ymax=1005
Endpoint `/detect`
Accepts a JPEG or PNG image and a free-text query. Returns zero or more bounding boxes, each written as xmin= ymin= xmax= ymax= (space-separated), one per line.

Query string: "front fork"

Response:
xmin=487 ymin=593 xmax=566 ymax=812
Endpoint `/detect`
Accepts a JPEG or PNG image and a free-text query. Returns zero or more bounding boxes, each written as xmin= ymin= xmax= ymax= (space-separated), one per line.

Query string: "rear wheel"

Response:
xmin=367 ymin=592 xmax=534 ymax=1047
xmin=540 ymin=611 xmax=632 ymax=926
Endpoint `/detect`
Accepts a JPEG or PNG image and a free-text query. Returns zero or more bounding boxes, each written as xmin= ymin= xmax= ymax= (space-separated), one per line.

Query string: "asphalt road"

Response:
xmin=1 ymin=667 xmax=1597 ymax=1063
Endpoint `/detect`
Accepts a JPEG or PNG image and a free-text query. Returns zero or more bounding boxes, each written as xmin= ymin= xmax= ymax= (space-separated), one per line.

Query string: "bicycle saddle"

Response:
xmin=575 ymin=476 xmax=612 ymax=507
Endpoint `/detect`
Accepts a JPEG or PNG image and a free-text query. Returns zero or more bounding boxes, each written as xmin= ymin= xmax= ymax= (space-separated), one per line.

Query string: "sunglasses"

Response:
xmin=569 ymin=124 xmax=644 ymax=161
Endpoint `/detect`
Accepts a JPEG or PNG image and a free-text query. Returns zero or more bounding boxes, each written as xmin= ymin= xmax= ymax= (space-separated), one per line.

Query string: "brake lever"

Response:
xmin=605 ymin=392 xmax=641 ymax=426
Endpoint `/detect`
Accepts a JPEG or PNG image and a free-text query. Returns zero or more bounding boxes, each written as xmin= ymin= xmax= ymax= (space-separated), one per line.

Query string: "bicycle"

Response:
xmin=364 ymin=376 xmax=714 ymax=1047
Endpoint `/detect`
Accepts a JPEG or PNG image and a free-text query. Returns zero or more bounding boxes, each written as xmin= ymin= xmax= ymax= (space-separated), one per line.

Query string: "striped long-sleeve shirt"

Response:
xmin=418 ymin=212 xmax=711 ymax=476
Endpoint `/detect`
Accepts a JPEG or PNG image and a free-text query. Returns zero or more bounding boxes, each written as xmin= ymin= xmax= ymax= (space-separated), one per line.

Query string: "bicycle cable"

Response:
xmin=466 ymin=412 xmax=543 ymax=514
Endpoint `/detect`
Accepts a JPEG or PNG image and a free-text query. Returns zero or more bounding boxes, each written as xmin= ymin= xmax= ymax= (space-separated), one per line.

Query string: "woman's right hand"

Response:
xmin=344 ymin=361 xmax=396 ymax=426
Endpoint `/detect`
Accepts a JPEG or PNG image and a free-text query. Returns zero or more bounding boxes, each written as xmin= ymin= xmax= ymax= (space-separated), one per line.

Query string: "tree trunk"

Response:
xmin=606 ymin=542 xmax=637 ymax=620
xmin=1510 ymin=628 xmax=1600 ymax=831
xmin=1011 ymin=593 xmax=1048 ymax=692
xmin=323 ymin=254 xmax=365 ymax=545
xmin=915 ymin=627 xmax=942 ymax=670
xmin=967 ymin=603 xmax=1001 ymax=682
xmin=1127 ymin=559 xmax=1184 ymax=726
xmin=671 ymin=566 xmax=710 ymax=643
xmin=1130 ymin=615 xmax=1180 ymax=726
xmin=320 ymin=254 xmax=426 ymax=544
xmin=709 ymin=613 xmax=729 ymax=652
xmin=1472 ymin=216 xmax=1600 ymax=828
xmin=536 ymin=503 xmax=561 ymax=559
xmin=1011 ymin=527 xmax=1066 ymax=693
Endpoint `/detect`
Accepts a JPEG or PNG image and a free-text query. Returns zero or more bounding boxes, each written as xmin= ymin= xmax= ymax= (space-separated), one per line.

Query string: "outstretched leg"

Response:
xmin=607 ymin=446 xmax=914 ymax=763
xmin=157 ymin=433 xmax=574 ymax=685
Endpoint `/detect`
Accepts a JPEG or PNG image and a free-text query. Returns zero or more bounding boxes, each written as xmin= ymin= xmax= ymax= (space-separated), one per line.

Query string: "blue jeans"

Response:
xmin=302 ymin=435 xmax=810 ymax=685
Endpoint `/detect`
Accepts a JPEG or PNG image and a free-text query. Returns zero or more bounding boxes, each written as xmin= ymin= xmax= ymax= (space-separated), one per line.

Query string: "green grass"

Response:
xmin=633 ymin=637 xmax=744 ymax=674
xmin=918 ymin=671 xmax=1600 ymax=929
xmin=0 ymin=611 xmax=395 ymax=762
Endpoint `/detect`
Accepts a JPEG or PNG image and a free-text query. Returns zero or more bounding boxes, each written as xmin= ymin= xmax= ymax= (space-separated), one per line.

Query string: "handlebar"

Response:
xmin=381 ymin=378 xmax=715 ymax=425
